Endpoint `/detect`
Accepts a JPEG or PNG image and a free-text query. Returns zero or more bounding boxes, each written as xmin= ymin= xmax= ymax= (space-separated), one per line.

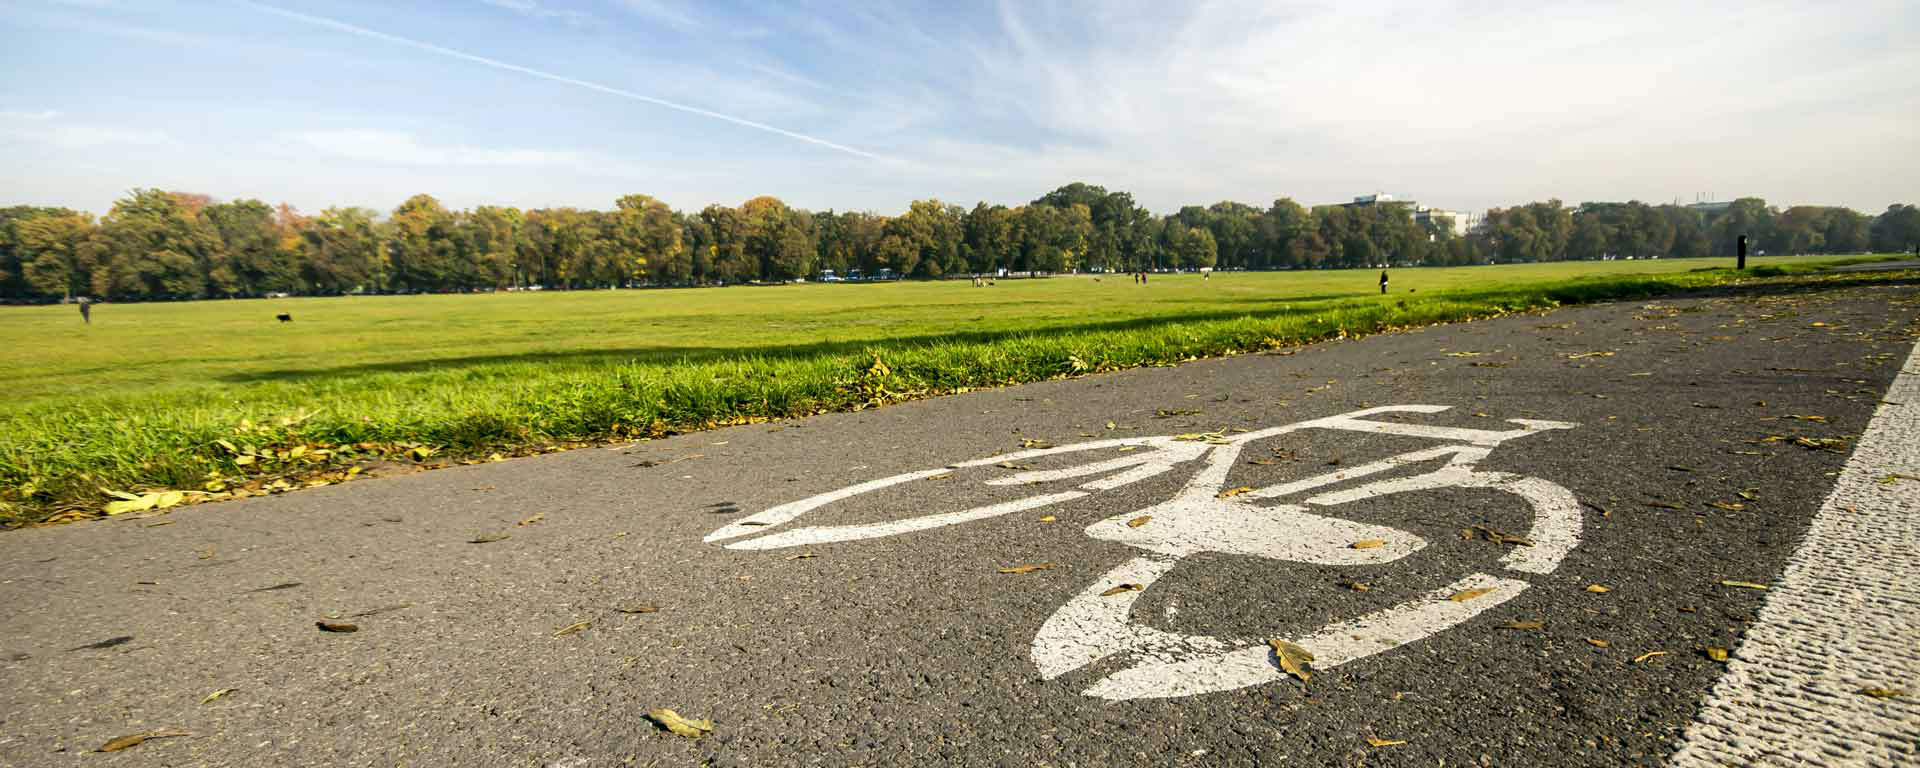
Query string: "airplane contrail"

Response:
xmin=240 ymin=1 xmax=886 ymax=162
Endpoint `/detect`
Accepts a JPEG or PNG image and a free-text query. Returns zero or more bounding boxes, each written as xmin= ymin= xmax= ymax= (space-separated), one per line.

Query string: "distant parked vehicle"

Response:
xmin=818 ymin=270 xmax=843 ymax=282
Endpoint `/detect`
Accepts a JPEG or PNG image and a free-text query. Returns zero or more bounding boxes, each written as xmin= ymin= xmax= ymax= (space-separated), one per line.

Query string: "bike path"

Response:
xmin=1 ymin=281 xmax=1916 ymax=767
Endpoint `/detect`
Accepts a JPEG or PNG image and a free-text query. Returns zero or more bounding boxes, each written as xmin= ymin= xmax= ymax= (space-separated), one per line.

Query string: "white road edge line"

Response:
xmin=1669 ymin=336 xmax=1920 ymax=767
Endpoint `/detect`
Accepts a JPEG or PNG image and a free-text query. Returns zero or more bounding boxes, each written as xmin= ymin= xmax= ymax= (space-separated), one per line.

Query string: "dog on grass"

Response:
xmin=276 ymin=313 xmax=292 ymax=323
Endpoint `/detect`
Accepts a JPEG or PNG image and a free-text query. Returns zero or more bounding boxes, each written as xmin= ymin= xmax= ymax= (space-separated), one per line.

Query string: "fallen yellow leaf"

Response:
xmin=1585 ymin=584 xmax=1611 ymax=594
xmin=1632 ymin=650 xmax=1669 ymax=664
xmin=1351 ymin=539 xmax=1386 ymax=550
xmin=1504 ymin=620 xmax=1544 ymax=631
xmin=1449 ymin=587 xmax=1495 ymax=603
xmin=1718 ymin=580 xmax=1768 ymax=590
xmin=95 ymin=731 xmax=188 ymax=753
xmin=1269 ymin=639 xmax=1314 ymax=683
xmin=553 ymin=619 xmax=593 ymax=637
xmin=1586 ymin=638 xmax=1611 ymax=649
xmin=1859 ymin=687 xmax=1904 ymax=699
xmin=647 ymin=708 xmax=713 ymax=739
xmin=1366 ymin=737 xmax=1407 ymax=748
xmin=1706 ymin=646 xmax=1730 ymax=662
xmin=998 ymin=563 xmax=1055 ymax=574
xmin=1037 ymin=515 xmax=1057 ymax=523
xmin=200 ymin=688 xmax=237 ymax=704
xmin=1126 ymin=515 xmax=1152 ymax=528
xmin=1217 ymin=486 xmax=1254 ymax=499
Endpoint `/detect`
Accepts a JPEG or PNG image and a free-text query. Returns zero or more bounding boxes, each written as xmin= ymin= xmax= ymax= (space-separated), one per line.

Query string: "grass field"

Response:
xmin=0 ymin=254 xmax=1901 ymax=525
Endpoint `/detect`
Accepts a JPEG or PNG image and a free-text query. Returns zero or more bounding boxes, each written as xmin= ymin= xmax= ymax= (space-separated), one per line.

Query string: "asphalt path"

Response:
xmin=3 ymin=279 xmax=1917 ymax=767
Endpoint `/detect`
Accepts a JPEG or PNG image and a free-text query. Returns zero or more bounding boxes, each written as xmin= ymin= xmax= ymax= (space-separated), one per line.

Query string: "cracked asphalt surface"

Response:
xmin=3 ymin=279 xmax=1916 ymax=767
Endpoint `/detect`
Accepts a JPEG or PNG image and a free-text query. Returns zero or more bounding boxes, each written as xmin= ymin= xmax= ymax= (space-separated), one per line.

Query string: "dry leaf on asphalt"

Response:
xmin=1126 ymin=515 xmax=1152 ymax=528
xmin=613 ymin=604 xmax=659 ymax=614
xmin=468 ymin=533 xmax=510 ymax=544
xmin=1859 ymin=687 xmax=1905 ymax=698
xmin=516 ymin=512 xmax=544 ymax=527
xmin=96 ymin=731 xmax=188 ymax=752
xmin=787 ymin=553 xmax=819 ymax=560
xmin=1718 ymin=580 xmax=1769 ymax=590
xmin=1632 ymin=650 xmax=1669 ymax=664
xmin=1217 ymin=486 xmax=1254 ymax=499
xmin=1586 ymin=584 xmax=1612 ymax=594
xmin=1705 ymin=646 xmax=1730 ymax=662
xmin=1344 ymin=582 xmax=1371 ymax=593
xmin=1351 ymin=539 xmax=1386 ymax=550
xmin=998 ymin=563 xmax=1055 ymax=574
xmin=646 ymin=708 xmax=713 ymax=739
xmin=1269 ymin=639 xmax=1314 ymax=683
xmin=315 ymin=620 xmax=359 ymax=633
xmin=200 ymin=688 xmax=237 ymax=704
xmin=553 ymin=619 xmax=593 ymax=638
xmin=1100 ymin=584 xmax=1144 ymax=597
xmin=1449 ymin=587 xmax=1496 ymax=603
xmin=1586 ymin=638 xmax=1611 ymax=649
xmin=1366 ymin=737 xmax=1407 ymax=748
xmin=1037 ymin=515 xmax=1057 ymax=523
xmin=1504 ymin=620 xmax=1544 ymax=631
xmin=1470 ymin=524 xmax=1533 ymax=546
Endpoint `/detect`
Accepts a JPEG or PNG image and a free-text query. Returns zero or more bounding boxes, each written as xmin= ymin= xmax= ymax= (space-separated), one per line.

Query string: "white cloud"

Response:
xmin=290 ymin=130 xmax=589 ymax=170
xmin=0 ymin=110 xmax=176 ymax=148
xmin=478 ymin=0 xmax=589 ymax=25
xmin=617 ymin=0 xmax=699 ymax=30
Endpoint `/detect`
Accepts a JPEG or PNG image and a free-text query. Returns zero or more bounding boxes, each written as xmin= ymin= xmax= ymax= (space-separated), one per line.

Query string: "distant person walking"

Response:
xmin=77 ymin=296 xmax=91 ymax=324
xmin=1379 ymin=270 xmax=1389 ymax=294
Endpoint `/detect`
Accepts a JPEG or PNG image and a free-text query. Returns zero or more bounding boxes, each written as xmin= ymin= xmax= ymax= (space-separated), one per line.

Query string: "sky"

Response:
xmin=1 ymin=0 xmax=1915 ymax=218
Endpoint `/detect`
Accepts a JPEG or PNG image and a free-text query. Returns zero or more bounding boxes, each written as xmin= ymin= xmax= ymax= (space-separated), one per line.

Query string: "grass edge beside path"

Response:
xmin=1 ymin=263 xmax=1909 ymax=527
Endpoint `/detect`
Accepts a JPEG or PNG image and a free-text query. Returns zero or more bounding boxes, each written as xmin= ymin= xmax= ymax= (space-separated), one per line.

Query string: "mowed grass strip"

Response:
xmin=0 ymin=255 xmax=1898 ymax=525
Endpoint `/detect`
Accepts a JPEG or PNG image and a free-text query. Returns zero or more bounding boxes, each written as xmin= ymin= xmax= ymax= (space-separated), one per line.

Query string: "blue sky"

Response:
xmin=2 ymin=0 xmax=1915 ymax=217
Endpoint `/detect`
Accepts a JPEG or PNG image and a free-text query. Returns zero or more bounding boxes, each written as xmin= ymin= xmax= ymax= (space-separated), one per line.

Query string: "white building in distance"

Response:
xmin=1338 ymin=194 xmax=1477 ymax=238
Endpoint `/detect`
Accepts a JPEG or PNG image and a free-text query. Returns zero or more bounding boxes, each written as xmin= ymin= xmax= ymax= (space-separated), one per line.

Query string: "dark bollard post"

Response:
xmin=1737 ymin=235 xmax=1748 ymax=270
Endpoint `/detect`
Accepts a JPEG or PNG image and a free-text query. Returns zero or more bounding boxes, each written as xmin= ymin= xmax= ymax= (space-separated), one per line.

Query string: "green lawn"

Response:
xmin=0 ymin=254 xmax=1898 ymax=524
xmin=0 ymin=254 xmax=1862 ymax=407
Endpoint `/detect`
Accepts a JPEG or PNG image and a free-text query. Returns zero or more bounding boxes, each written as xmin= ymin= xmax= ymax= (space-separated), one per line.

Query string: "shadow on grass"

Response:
xmin=213 ymin=272 xmax=1918 ymax=385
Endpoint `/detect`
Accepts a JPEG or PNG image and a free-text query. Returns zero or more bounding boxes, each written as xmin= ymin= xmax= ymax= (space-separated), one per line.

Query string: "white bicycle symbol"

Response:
xmin=707 ymin=405 xmax=1583 ymax=700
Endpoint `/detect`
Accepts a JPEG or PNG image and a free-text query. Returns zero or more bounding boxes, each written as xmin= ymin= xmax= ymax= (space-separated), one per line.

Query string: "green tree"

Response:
xmin=1706 ymin=198 xmax=1774 ymax=258
xmin=18 ymin=212 xmax=98 ymax=299
xmin=740 ymin=196 xmax=815 ymax=281
xmin=1206 ymin=201 xmax=1259 ymax=269
xmin=611 ymin=194 xmax=682 ymax=284
xmin=204 ymin=199 xmax=286 ymax=294
xmin=461 ymin=206 xmax=523 ymax=289
xmin=0 ymin=207 xmax=79 ymax=297
xmin=388 ymin=194 xmax=459 ymax=291
xmin=1871 ymin=204 xmax=1920 ymax=253
xmin=1256 ymin=199 xmax=1312 ymax=268
xmin=962 ymin=203 xmax=1015 ymax=274
xmin=299 ymin=207 xmax=384 ymax=294
xmin=92 ymin=189 xmax=222 ymax=298
xmin=699 ymin=204 xmax=753 ymax=284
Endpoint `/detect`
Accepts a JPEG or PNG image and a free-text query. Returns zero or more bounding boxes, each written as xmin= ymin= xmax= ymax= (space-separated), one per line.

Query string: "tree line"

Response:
xmin=1 ymin=183 xmax=1916 ymax=300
